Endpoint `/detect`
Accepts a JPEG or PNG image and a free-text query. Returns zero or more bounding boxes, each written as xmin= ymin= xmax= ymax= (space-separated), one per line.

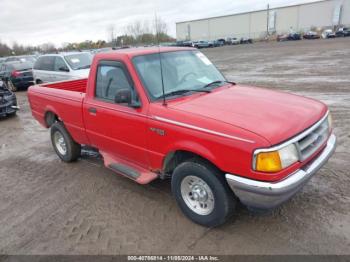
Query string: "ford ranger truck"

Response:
xmin=28 ymin=47 xmax=336 ymax=227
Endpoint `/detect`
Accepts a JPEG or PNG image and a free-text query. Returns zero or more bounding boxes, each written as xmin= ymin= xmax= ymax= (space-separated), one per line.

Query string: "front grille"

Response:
xmin=296 ymin=117 xmax=329 ymax=161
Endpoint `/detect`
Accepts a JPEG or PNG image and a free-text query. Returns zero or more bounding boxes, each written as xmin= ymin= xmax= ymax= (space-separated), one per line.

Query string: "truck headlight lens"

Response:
xmin=255 ymin=144 xmax=299 ymax=173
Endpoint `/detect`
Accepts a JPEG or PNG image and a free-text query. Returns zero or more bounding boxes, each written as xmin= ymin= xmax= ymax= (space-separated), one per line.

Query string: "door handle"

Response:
xmin=88 ymin=107 xmax=97 ymax=114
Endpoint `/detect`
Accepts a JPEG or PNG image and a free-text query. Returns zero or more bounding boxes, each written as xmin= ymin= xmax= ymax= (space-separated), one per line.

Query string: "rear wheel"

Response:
xmin=171 ymin=159 xmax=237 ymax=227
xmin=50 ymin=122 xmax=81 ymax=162
xmin=7 ymin=81 xmax=17 ymax=92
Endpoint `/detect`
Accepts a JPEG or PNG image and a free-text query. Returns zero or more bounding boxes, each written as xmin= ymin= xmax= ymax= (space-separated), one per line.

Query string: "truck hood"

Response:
xmin=169 ymin=85 xmax=327 ymax=145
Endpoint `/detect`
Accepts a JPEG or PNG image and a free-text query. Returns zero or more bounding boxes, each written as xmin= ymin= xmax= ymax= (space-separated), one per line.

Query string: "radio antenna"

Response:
xmin=155 ymin=12 xmax=167 ymax=106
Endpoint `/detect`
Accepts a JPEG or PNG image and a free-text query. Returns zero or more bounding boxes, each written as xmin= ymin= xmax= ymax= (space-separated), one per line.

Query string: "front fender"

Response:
xmin=162 ymin=139 xmax=218 ymax=169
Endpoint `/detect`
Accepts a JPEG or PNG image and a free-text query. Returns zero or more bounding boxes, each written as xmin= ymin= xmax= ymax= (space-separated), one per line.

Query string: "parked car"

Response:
xmin=176 ymin=41 xmax=185 ymax=47
xmin=182 ymin=41 xmax=194 ymax=47
xmin=5 ymin=55 xmax=37 ymax=64
xmin=33 ymin=52 xmax=92 ymax=84
xmin=28 ymin=47 xmax=336 ymax=227
xmin=303 ymin=31 xmax=320 ymax=39
xmin=335 ymin=27 xmax=350 ymax=37
xmin=0 ymin=80 xmax=18 ymax=117
xmin=277 ymin=33 xmax=302 ymax=41
xmin=208 ymin=40 xmax=223 ymax=47
xmin=91 ymin=47 xmax=119 ymax=54
xmin=321 ymin=29 xmax=336 ymax=39
xmin=160 ymin=42 xmax=177 ymax=47
xmin=240 ymin=37 xmax=253 ymax=44
xmin=0 ymin=58 xmax=6 ymax=69
xmin=0 ymin=61 xmax=34 ymax=91
xmin=175 ymin=41 xmax=192 ymax=47
xmin=226 ymin=37 xmax=240 ymax=45
xmin=192 ymin=41 xmax=211 ymax=49
xmin=217 ymin=39 xmax=226 ymax=45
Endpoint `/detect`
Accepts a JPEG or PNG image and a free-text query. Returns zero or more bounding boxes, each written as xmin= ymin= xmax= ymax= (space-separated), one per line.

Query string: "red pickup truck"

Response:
xmin=28 ymin=47 xmax=336 ymax=227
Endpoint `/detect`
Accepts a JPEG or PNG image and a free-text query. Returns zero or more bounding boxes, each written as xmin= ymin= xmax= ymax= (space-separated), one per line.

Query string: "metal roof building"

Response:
xmin=176 ymin=0 xmax=350 ymax=41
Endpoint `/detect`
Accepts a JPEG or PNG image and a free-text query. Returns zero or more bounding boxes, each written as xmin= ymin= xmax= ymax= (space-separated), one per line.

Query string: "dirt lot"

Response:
xmin=0 ymin=38 xmax=349 ymax=255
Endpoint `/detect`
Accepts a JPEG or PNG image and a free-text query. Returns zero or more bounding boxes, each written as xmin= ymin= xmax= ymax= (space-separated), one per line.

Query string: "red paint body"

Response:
xmin=28 ymin=47 xmax=328 ymax=183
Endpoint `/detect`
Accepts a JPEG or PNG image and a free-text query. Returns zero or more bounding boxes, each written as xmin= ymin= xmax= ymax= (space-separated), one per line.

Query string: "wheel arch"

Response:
xmin=44 ymin=106 xmax=60 ymax=127
xmin=162 ymin=146 xmax=221 ymax=177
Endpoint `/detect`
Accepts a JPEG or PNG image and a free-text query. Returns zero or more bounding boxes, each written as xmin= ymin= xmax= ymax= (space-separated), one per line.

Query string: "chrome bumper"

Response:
xmin=225 ymin=133 xmax=336 ymax=209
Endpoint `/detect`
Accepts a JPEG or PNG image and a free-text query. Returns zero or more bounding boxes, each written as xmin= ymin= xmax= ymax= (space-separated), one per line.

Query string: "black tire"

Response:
xmin=50 ymin=122 xmax=81 ymax=162
xmin=7 ymin=81 xmax=17 ymax=92
xmin=171 ymin=159 xmax=236 ymax=227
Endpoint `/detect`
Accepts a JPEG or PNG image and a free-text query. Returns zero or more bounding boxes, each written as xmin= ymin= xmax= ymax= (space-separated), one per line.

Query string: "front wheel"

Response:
xmin=50 ymin=122 xmax=81 ymax=162
xmin=171 ymin=160 xmax=236 ymax=227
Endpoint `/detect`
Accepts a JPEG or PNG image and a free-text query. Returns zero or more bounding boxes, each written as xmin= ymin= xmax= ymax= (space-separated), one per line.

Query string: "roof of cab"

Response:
xmin=94 ymin=46 xmax=196 ymax=60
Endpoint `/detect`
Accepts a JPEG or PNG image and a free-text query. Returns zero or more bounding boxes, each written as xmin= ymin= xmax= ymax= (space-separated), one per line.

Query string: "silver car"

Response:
xmin=33 ymin=52 xmax=92 ymax=84
xmin=226 ymin=37 xmax=240 ymax=45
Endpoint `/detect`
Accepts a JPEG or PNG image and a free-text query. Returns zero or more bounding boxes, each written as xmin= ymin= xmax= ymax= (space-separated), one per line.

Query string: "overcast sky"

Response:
xmin=0 ymin=0 xmax=320 ymax=47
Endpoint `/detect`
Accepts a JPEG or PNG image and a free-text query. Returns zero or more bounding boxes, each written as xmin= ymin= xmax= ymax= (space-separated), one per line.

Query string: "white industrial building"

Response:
xmin=176 ymin=0 xmax=350 ymax=41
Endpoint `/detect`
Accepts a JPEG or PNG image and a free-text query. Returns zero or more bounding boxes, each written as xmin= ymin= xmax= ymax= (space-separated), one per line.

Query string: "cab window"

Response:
xmin=95 ymin=63 xmax=137 ymax=106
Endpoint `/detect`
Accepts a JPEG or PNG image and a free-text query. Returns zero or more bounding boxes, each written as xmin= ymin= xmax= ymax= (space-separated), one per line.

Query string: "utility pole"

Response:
xmin=266 ymin=4 xmax=270 ymax=38
xmin=154 ymin=12 xmax=159 ymax=43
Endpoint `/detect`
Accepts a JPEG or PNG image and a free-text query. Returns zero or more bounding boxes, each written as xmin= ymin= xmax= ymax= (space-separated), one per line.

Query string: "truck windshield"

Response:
xmin=133 ymin=50 xmax=226 ymax=101
xmin=64 ymin=53 xmax=92 ymax=70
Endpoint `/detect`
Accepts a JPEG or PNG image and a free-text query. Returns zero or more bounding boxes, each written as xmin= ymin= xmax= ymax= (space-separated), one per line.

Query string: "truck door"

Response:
xmin=83 ymin=60 xmax=148 ymax=168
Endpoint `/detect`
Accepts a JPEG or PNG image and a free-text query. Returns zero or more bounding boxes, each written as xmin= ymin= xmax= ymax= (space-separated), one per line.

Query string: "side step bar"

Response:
xmin=102 ymin=151 xmax=158 ymax=185
xmin=108 ymin=163 xmax=140 ymax=180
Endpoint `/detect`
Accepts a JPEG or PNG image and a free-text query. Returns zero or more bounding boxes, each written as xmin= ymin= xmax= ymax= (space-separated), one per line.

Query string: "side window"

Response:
xmin=95 ymin=64 xmax=134 ymax=103
xmin=54 ymin=57 xmax=69 ymax=72
xmin=34 ymin=56 xmax=55 ymax=71
xmin=33 ymin=58 xmax=42 ymax=70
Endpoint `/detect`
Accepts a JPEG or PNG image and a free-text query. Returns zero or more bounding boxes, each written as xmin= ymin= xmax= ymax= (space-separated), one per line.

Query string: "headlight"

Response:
xmin=327 ymin=113 xmax=332 ymax=131
xmin=254 ymin=143 xmax=299 ymax=173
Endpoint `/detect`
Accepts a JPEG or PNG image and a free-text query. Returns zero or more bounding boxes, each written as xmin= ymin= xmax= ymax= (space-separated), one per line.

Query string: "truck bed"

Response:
xmin=40 ymin=78 xmax=87 ymax=93
xmin=28 ymin=78 xmax=90 ymax=145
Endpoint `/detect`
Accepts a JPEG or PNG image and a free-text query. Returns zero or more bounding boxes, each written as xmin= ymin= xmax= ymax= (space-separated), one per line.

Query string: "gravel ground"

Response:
xmin=0 ymin=38 xmax=349 ymax=255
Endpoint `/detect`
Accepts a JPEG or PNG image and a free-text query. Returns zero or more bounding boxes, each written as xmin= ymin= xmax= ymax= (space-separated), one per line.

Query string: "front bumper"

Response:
xmin=0 ymin=96 xmax=18 ymax=117
xmin=226 ymin=133 xmax=336 ymax=209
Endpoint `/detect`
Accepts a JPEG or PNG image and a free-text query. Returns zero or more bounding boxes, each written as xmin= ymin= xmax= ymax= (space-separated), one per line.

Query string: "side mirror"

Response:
xmin=115 ymin=89 xmax=131 ymax=104
xmin=59 ymin=66 xmax=69 ymax=72
xmin=114 ymin=89 xmax=141 ymax=108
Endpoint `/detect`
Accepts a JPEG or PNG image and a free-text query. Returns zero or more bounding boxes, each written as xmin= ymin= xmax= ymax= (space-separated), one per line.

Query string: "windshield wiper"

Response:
xmin=202 ymin=80 xmax=236 ymax=89
xmin=157 ymin=89 xmax=211 ymax=100
xmin=76 ymin=65 xmax=91 ymax=70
